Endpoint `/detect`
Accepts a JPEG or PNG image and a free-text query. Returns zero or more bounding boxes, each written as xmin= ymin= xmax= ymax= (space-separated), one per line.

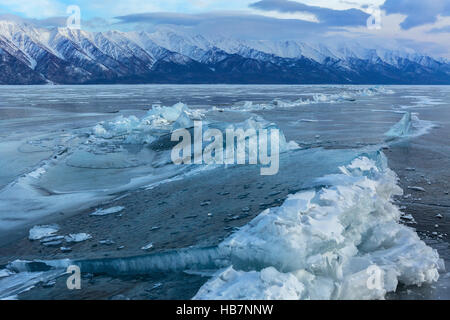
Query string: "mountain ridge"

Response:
xmin=0 ymin=20 xmax=449 ymax=85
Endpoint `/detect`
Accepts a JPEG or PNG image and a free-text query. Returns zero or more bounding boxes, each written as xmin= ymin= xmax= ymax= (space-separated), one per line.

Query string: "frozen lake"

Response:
xmin=0 ymin=85 xmax=449 ymax=300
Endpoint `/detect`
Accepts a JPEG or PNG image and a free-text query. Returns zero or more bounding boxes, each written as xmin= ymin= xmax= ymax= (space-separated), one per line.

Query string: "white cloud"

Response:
xmin=76 ymin=0 xmax=256 ymax=17
xmin=288 ymin=0 xmax=385 ymax=11
xmin=336 ymin=12 xmax=450 ymax=58
xmin=0 ymin=0 xmax=65 ymax=18
xmin=249 ymin=9 xmax=319 ymax=22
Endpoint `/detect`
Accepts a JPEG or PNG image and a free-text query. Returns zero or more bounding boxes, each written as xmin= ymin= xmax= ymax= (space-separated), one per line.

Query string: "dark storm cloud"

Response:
xmin=249 ymin=0 xmax=370 ymax=26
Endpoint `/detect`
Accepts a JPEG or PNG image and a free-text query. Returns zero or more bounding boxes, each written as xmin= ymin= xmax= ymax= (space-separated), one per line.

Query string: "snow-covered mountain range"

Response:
xmin=1 ymin=19 xmax=449 ymax=84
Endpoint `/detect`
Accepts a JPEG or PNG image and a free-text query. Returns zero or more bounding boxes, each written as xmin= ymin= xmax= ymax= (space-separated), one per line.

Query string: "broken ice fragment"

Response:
xmin=40 ymin=235 xmax=65 ymax=243
xmin=141 ymin=243 xmax=154 ymax=251
xmin=43 ymin=280 xmax=56 ymax=288
xmin=29 ymin=225 xmax=60 ymax=241
xmin=99 ymin=240 xmax=115 ymax=246
xmin=151 ymin=283 xmax=162 ymax=290
xmin=65 ymin=233 xmax=92 ymax=243
xmin=0 ymin=269 xmax=13 ymax=279
xmin=42 ymin=240 xmax=63 ymax=247
xmin=408 ymin=186 xmax=426 ymax=192
xmin=90 ymin=206 xmax=125 ymax=216
xmin=401 ymin=214 xmax=416 ymax=224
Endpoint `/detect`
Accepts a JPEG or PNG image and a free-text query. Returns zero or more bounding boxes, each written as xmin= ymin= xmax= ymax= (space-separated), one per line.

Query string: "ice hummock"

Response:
xmin=385 ymin=112 xmax=435 ymax=139
xmin=66 ymin=102 xmax=204 ymax=171
xmin=385 ymin=112 xmax=412 ymax=137
xmin=194 ymin=152 xmax=443 ymax=300
xmin=0 ymin=102 xmax=300 ymax=232
xmin=93 ymin=102 xmax=203 ymax=144
xmin=214 ymin=115 xmax=300 ymax=161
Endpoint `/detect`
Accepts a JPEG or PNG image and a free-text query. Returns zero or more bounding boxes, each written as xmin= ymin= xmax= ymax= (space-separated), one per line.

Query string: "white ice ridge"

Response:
xmin=385 ymin=112 xmax=435 ymax=139
xmin=216 ymin=115 xmax=300 ymax=158
xmin=93 ymin=102 xmax=204 ymax=144
xmin=194 ymin=153 xmax=443 ymax=300
xmin=90 ymin=103 xmax=299 ymax=165
xmin=385 ymin=112 xmax=412 ymax=137
xmin=230 ymin=87 xmax=394 ymax=111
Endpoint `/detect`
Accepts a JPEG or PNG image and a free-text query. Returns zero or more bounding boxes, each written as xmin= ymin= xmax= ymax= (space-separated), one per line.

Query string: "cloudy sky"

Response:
xmin=1 ymin=0 xmax=450 ymax=57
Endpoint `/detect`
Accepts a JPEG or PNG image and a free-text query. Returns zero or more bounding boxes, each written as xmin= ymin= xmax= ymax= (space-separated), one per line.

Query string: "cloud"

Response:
xmin=0 ymin=12 xmax=113 ymax=31
xmin=382 ymin=0 xmax=450 ymax=29
xmin=115 ymin=12 xmax=204 ymax=26
xmin=114 ymin=11 xmax=337 ymax=40
xmin=0 ymin=0 xmax=65 ymax=18
xmin=429 ymin=25 xmax=450 ymax=33
xmin=113 ymin=1 xmax=373 ymax=40
xmin=249 ymin=0 xmax=370 ymax=26
xmin=0 ymin=13 xmax=63 ymax=26
xmin=72 ymin=0 xmax=256 ymax=18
